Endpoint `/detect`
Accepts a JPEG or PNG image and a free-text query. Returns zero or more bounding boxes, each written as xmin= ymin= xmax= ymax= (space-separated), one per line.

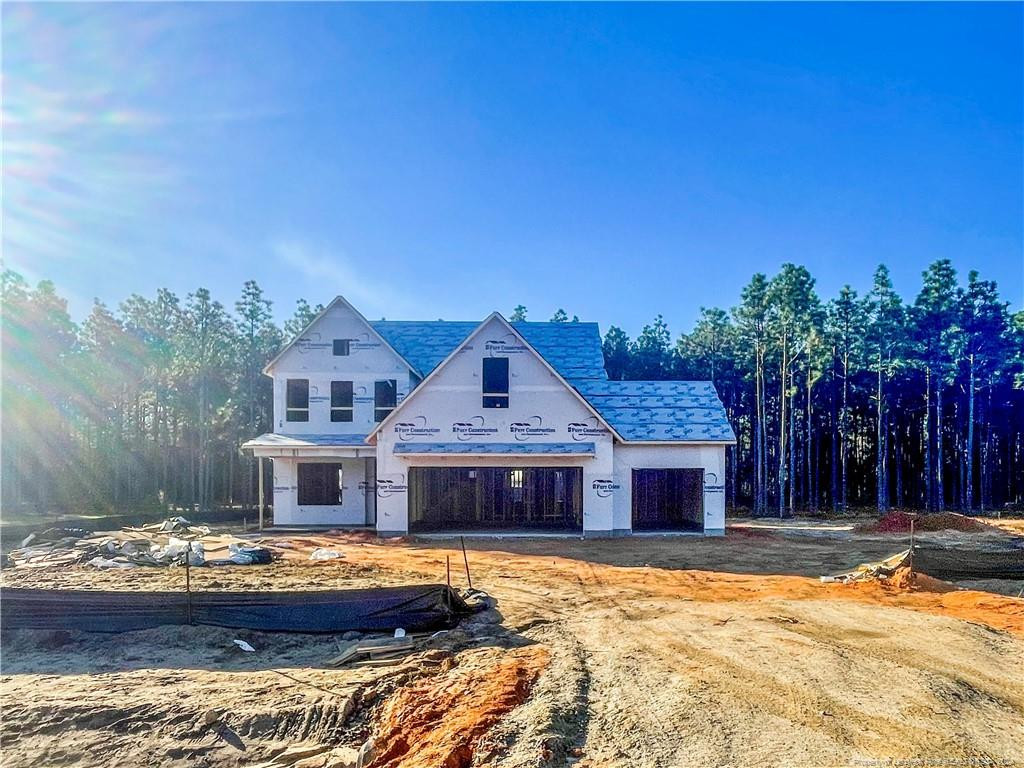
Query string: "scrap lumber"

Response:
xmin=326 ymin=636 xmax=417 ymax=667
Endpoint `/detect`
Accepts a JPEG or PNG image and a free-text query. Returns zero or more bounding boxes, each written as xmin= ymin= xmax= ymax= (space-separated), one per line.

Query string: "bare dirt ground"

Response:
xmin=2 ymin=519 xmax=1023 ymax=768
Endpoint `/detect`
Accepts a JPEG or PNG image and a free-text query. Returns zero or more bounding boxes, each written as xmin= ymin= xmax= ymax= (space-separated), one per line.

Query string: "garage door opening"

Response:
xmin=409 ymin=467 xmax=582 ymax=532
xmin=632 ymin=468 xmax=703 ymax=531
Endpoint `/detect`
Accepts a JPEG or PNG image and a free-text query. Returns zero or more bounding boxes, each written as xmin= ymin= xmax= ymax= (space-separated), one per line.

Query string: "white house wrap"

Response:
xmin=243 ymin=296 xmax=735 ymax=536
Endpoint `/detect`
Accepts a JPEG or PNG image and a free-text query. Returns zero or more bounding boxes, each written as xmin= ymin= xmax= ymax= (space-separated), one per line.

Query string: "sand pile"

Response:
xmin=882 ymin=566 xmax=957 ymax=593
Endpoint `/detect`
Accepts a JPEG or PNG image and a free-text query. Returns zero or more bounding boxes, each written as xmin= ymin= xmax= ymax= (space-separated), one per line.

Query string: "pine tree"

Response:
xmin=826 ymin=285 xmax=867 ymax=512
xmin=235 ymin=281 xmax=276 ymax=509
xmin=913 ymin=260 xmax=960 ymax=511
xmin=865 ymin=265 xmax=905 ymax=513
xmin=631 ymin=315 xmax=672 ymax=379
xmin=957 ymin=271 xmax=1009 ymax=512
xmin=734 ymin=274 xmax=771 ymax=515
xmin=602 ymin=326 xmax=631 ymax=381
xmin=284 ymin=299 xmax=324 ymax=339
xmin=768 ymin=265 xmax=821 ymax=516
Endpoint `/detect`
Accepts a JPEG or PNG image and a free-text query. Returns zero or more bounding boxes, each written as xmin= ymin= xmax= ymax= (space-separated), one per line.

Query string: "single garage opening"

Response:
xmin=632 ymin=468 xmax=704 ymax=531
xmin=409 ymin=467 xmax=583 ymax=532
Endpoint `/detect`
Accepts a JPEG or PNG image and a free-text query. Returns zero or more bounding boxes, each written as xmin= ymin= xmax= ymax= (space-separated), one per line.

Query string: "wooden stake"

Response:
xmin=460 ymin=536 xmax=473 ymax=591
xmin=184 ymin=542 xmax=193 ymax=625
xmin=908 ymin=516 xmax=915 ymax=577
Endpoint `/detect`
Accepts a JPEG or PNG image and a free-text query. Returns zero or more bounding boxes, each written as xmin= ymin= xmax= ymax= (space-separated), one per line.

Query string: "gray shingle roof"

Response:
xmin=572 ymin=380 xmax=736 ymax=443
xmin=371 ymin=320 xmax=607 ymax=381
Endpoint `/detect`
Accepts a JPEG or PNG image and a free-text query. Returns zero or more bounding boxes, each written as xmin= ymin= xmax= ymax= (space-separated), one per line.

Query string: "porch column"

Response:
xmin=258 ymin=457 xmax=265 ymax=531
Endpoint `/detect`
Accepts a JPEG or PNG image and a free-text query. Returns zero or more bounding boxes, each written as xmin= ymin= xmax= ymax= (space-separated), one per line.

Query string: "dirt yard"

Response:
xmin=2 ymin=520 xmax=1023 ymax=768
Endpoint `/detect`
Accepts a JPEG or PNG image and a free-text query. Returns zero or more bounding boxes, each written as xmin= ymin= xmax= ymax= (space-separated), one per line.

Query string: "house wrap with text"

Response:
xmin=243 ymin=297 xmax=735 ymax=536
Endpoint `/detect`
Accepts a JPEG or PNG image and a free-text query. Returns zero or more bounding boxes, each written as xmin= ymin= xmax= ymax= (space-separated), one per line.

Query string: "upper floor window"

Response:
xmin=375 ymin=379 xmax=397 ymax=422
xmin=286 ymin=379 xmax=309 ymax=422
xmin=482 ymin=357 xmax=509 ymax=408
xmin=333 ymin=339 xmax=350 ymax=356
xmin=331 ymin=381 xmax=354 ymax=422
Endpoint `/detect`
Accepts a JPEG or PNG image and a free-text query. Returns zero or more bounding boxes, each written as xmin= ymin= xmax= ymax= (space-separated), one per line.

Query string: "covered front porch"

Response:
xmin=241 ymin=433 xmax=377 ymax=529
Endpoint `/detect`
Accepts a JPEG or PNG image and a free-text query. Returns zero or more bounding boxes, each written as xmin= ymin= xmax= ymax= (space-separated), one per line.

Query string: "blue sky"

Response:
xmin=3 ymin=2 xmax=1021 ymax=337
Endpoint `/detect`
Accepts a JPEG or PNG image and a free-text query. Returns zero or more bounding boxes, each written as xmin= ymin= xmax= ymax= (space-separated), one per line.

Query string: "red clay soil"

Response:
xmin=855 ymin=511 xmax=993 ymax=534
xmin=273 ymin=536 xmax=1024 ymax=637
xmin=366 ymin=646 xmax=549 ymax=768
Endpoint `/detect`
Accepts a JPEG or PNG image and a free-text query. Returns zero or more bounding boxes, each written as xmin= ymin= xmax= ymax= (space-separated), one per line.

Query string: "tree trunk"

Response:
xmin=806 ymin=372 xmax=815 ymax=513
xmin=778 ymin=333 xmax=787 ymax=519
xmin=895 ymin=418 xmax=904 ymax=508
xmin=788 ymin=379 xmax=796 ymax=515
xmin=840 ymin=349 xmax=849 ymax=512
xmin=936 ymin=374 xmax=945 ymax=512
xmin=924 ymin=366 xmax=932 ymax=511
xmin=876 ymin=355 xmax=887 ymax=513
xmin=830 ymin=352 xmax=839 ymax=512
xmin=981 ymin=383 xmax=991 ymax=513
xmin=754 ymin=347 xmax=763 ymax=516
xmin=966 ymin=353 xmax=975 ymax=512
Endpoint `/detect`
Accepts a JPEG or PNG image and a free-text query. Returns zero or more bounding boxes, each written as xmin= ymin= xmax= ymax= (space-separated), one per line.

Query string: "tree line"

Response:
xmin=592 ymin=261 xmax=1023 ymax=516
xmin=2 ymin=273 xmax=323 ymax=515
xmin=2 ymin=260 xmax=1022 ymax=517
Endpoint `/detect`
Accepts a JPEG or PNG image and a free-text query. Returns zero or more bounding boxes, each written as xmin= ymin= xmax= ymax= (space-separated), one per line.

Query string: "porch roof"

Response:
xmin=243 ymin=433 xmax=369 ymax=448
xmin=241 ymin=433 xmax=375 ymax=456
xmin=392 ymin=442 xmax=596 ymax=456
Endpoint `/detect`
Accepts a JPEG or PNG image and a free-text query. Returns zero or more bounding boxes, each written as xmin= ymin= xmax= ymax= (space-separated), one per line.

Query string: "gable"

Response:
xmin=372 ymin=314 xmax=618 ymax=444
xmin=371 ymin=320 xmax=607 ymax=381
xmin=267 ymin=297 xmax=415 ymax=376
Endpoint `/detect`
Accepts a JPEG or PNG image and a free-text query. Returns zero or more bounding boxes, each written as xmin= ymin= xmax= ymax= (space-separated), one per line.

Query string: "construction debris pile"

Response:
xmin=324 ymin=590 xmax=496 ymax=668
xmin=822 ymin=550 xmax=911 ymax=584
xmin=825 ymin=539 xmax=1024 ymax=584
xmin=4 ymin=517 xmax=274 ymax=570
xmin=327 ymin=632 xmax=446 ymax=669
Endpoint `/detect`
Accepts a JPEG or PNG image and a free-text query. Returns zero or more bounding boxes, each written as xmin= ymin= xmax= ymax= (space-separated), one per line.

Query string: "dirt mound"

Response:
xmin=366 ymin=646 xmax=549 ymax=768
xmin=882 ymin=566 xmax=957 ymax=593
xmin=728 ymin=526 xmax=776 ymax=539
xmin=856 ymin=511 xmax=992 ymax=534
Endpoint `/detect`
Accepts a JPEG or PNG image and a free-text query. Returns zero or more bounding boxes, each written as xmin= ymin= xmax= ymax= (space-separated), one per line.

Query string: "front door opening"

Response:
xmin=632 ymin=468 xmax=703 ymax=531
xmin=409 ymin=467 xmax=583 ymax=532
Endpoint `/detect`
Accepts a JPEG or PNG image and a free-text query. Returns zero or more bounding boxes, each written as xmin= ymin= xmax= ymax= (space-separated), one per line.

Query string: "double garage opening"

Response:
xmin=409 ymin=467 xmax=582 ymax=532
xmin=406 ymin=465 xmax=704 ymax=533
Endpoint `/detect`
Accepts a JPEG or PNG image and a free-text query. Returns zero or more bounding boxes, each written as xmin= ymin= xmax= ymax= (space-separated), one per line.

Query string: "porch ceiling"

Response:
xmin=393 ymin=442 xmax=596 ymax=456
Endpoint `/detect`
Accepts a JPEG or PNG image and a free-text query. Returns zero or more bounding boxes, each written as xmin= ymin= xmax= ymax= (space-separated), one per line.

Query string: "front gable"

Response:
xmin=372 ymin=314 xmax=619 ymax=446
xmin=266 ymin=296 xmax=416 ymax=377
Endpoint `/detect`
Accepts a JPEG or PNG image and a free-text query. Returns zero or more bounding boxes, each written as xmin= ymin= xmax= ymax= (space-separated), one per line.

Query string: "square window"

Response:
xmin=297 ymin=463 xmax=343 ymax=505
xmin=333 ymin=339 xmax=351 ymax=356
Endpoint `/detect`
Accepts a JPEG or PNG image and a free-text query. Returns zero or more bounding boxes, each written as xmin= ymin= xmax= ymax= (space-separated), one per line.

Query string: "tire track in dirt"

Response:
xmin=487 ymin=556 xmax=1024 ymax=767
xmin=634 ymin=605 xmax=1020 ymax=766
